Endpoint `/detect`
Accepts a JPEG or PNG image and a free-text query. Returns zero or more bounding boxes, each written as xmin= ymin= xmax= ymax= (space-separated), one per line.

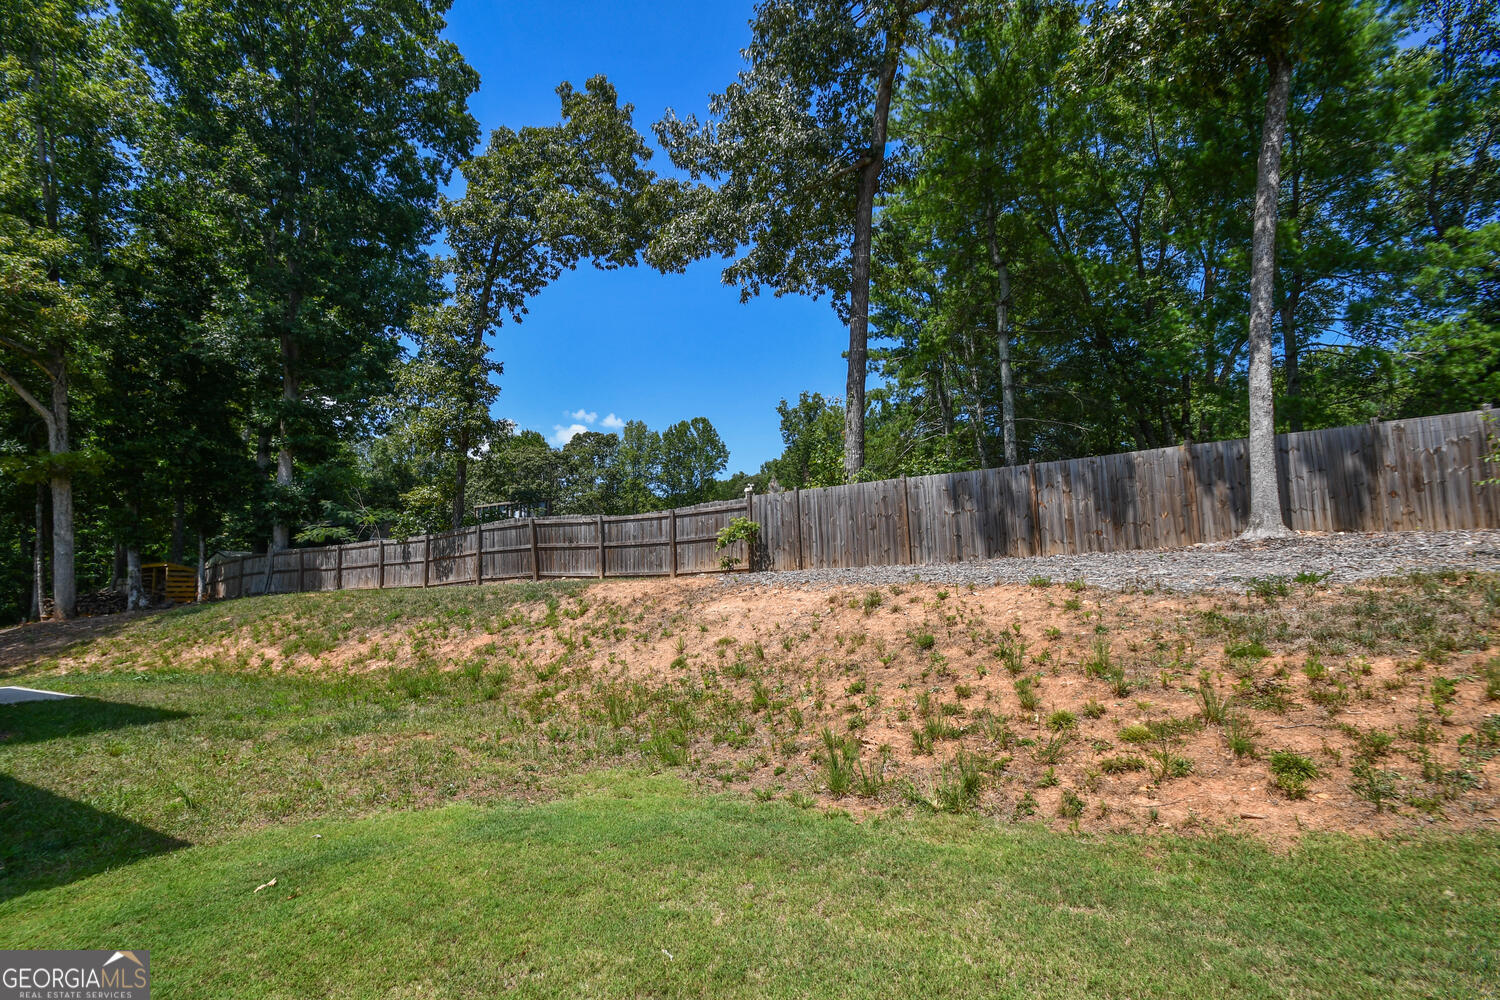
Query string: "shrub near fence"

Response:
xmin=204 ymin=408 xmax=1500 ymax=598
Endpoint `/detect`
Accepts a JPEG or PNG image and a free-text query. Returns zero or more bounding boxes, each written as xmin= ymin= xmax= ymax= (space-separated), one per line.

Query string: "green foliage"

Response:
xmin=1269 ymin=750 xmax=1320 ymax=799
xmin=657 ymin=417 xmax=730 ymax=506
xmin=714 ymin=517 xmax=761 ymax=570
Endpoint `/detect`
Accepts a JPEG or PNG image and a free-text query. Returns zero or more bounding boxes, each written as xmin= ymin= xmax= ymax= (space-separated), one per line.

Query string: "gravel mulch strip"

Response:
xmin=725 ymin=530 xmax=1500 ymax=593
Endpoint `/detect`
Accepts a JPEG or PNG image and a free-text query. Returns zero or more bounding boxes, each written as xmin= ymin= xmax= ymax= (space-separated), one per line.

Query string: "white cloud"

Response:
xmin=568 ymin=408 xmax=598 ymax=424
xmin=551 ymin=423 xmax=591 ymax=445
xmin=601 ymin=413 xmax=625 ymax=430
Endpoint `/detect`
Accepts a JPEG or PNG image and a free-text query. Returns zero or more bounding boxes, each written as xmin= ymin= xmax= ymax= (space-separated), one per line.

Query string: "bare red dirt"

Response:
xmin=23 ymin=573 xmax=1500 ymax=842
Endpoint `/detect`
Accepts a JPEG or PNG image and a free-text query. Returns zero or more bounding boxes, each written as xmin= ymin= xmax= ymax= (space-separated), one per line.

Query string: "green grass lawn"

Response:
xmin=1 ymin=774 xmax=1496 ymax=998
xmin=3 ymin=582 xmax=1499 ymax=997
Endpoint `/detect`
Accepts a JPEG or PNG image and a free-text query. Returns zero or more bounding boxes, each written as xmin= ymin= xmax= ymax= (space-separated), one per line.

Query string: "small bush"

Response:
xmin=1100 ymin=755 xmax=1145 ymax=774
xmin=1035 ymin=734 xmax=1071 ymax=765
xmin=1226 ymin=714 xmax=1258 ymax=758
xmin=713 ymin=517 xmax=760 ymax=570
xmin=1351 ymin=763 xmax=1399 ymax=813
xmin=1245 ymin=576 xmax=1292 ymax=599
xmin=1146 ymin=749 xmax=1194 ymax=782
xmin=1047 ymin=709 xmax=1077 ymax=732
xmin=1269 ymin=750 xmax=1319 ymax=799
xmin=1082 ymin=639 xmax=1112 ymax=679
xmin=820 ymin=728 xmax=858 ymax=797
xmin=1015 ymin=676 xmax=1041 ymax=713
xmin=1196 ymin=673 xmax=1229 ymax=725
xmin=935 ymin=752 xmax=986 ymax=812
xmin=995 ymin=635 xmax=1028 ymax=676
xmin=1057 ymin=789 xmax=1085 ymax=818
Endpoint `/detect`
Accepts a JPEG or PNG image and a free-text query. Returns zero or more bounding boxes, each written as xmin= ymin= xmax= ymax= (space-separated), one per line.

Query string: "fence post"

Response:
xmin=421 ymin=536 xmax=431 ymax=588
xmin=335 ymin=544 xmax=343 ymax=590
xmin=474 ymin=523 xmax=483 ymax=585
xmin=596 ymin=515 xmax=606 ymax=578
xmin=899 ymin=477 xmax=913 ymax=565
xmin=297 ymin=548 xmax=305 ymax=593
xmin=744 ymin=487 xmax=754 ymax=570
xmin=793 ymin=489 xmax=804 ymax=570
xmin=377 ymin=538 xmax=386 ymax=590
xmin=1370 ymin=417 xmax=1389 ymax=532
xmin=529 ymin=518 xmax=540 ymax=581
xmin=668 ymin=508 xmax=678 ymax=578
xmin=1027 ymin=461 xmax=1042 ymax=555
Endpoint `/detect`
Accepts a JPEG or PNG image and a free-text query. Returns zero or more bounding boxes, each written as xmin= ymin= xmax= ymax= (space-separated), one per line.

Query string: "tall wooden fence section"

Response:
xmin=204 ymin=409 xmax=1499 ymax=599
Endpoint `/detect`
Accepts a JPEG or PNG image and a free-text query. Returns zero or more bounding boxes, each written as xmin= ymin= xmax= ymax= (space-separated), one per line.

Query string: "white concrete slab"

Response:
xmin=0 ymin=685 xmax=76 ymax=704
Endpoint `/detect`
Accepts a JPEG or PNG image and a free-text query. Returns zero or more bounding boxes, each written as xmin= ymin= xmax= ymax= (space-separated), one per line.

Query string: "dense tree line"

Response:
xmin=743 ymin=0 xmax=1498 ymax=489
xmin=2 ymin=0 xmax=1495 ymax=622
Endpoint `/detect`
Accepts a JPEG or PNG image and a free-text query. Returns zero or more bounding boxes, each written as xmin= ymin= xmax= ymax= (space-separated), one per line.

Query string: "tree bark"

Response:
xmin=966 ymin=360 xmax=990 ymax=469
xmin=31 ymin=484 xmax=44 ymax=621
xmin=985 ymin=211 xmax=1018 ymax=465
xmin=1 ymin=346 xmax=78 ymax=619
xmin=47 ymin=350 xmax=75 ymax=618
xmin=1243 ymin=52 xmax=1294 ymax=540
xmin=272 ymin=332 xmax=300 ymax=552
xmin=196 ymin=531 xmax=206 ymax=603
xmin=0 ymin=48 xmax=76 ymax=617
xmin=126 ymin=544 xmax=146 ymax=611
xmin=125 ymin=500 xmax=146 ymax=610
xmin=843 ymin=24 xmax=902 ymax=480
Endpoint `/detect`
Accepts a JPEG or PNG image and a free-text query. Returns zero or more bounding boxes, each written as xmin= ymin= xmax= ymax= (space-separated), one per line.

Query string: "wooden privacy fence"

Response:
xmin=203 ymin=408 xmax=1500 ymax=599
xmin=204 ymin=498 xmax=754 ymax=599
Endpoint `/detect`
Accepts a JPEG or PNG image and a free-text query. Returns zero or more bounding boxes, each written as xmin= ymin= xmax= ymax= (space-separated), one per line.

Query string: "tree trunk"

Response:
xmin=843 ymin=26 xmax=902 ymax=480
xmin=985 ymin=211 xmax=1018 ymax=465
xmin=196 ymin=531 xmax=206 ymax=603
xmin=967 ymin=362 xmax=990 ymax=469
xmin=47 ymin=355 xmax=75 ymax=618
xmin=1243 ymin=52 xmax=1294 ymax=540
xmin=126 ymin=545 xmax=147 ymax=611
xmin=272 ymin=331 xmax=300 ymax=552
xmin=936 ymin=362 xmax=955 ymax=463
xmin=111 ymin=542 xmax=125 ymax=591
xmin=169 ymin=495 xmax=186 ymax=563
xmin=31 ymin=483 xmax=44 ymax=621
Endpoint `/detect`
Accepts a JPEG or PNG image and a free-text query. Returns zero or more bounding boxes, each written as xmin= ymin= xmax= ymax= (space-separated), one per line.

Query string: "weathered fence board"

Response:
xmin=204 ymin=409 xmax=1500 ymax=600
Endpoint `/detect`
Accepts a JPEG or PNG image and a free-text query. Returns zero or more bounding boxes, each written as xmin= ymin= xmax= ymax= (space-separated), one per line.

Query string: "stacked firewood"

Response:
xmin=37 ymin=589 xmax=132 ymax=619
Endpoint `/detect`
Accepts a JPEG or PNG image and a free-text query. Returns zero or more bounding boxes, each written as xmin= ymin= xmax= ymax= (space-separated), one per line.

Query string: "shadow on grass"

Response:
xmin=0 ymin=696 xmax=188 ymax=747
xmin=0 ymin=774 xmax=189 ymax=903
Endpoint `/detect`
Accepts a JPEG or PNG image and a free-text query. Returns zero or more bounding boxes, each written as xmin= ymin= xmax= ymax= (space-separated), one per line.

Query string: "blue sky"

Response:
xmin=440 ymin=0 xmax=848 ymax=473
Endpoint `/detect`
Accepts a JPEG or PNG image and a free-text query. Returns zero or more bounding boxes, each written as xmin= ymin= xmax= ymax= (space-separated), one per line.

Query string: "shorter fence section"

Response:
xmin=204 ymin=498 xmax=752 ymax=598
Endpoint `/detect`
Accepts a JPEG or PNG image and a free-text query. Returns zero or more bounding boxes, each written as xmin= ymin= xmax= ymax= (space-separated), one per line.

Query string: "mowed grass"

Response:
xmin=2 ymin=774 xmax=1497 ymax=999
